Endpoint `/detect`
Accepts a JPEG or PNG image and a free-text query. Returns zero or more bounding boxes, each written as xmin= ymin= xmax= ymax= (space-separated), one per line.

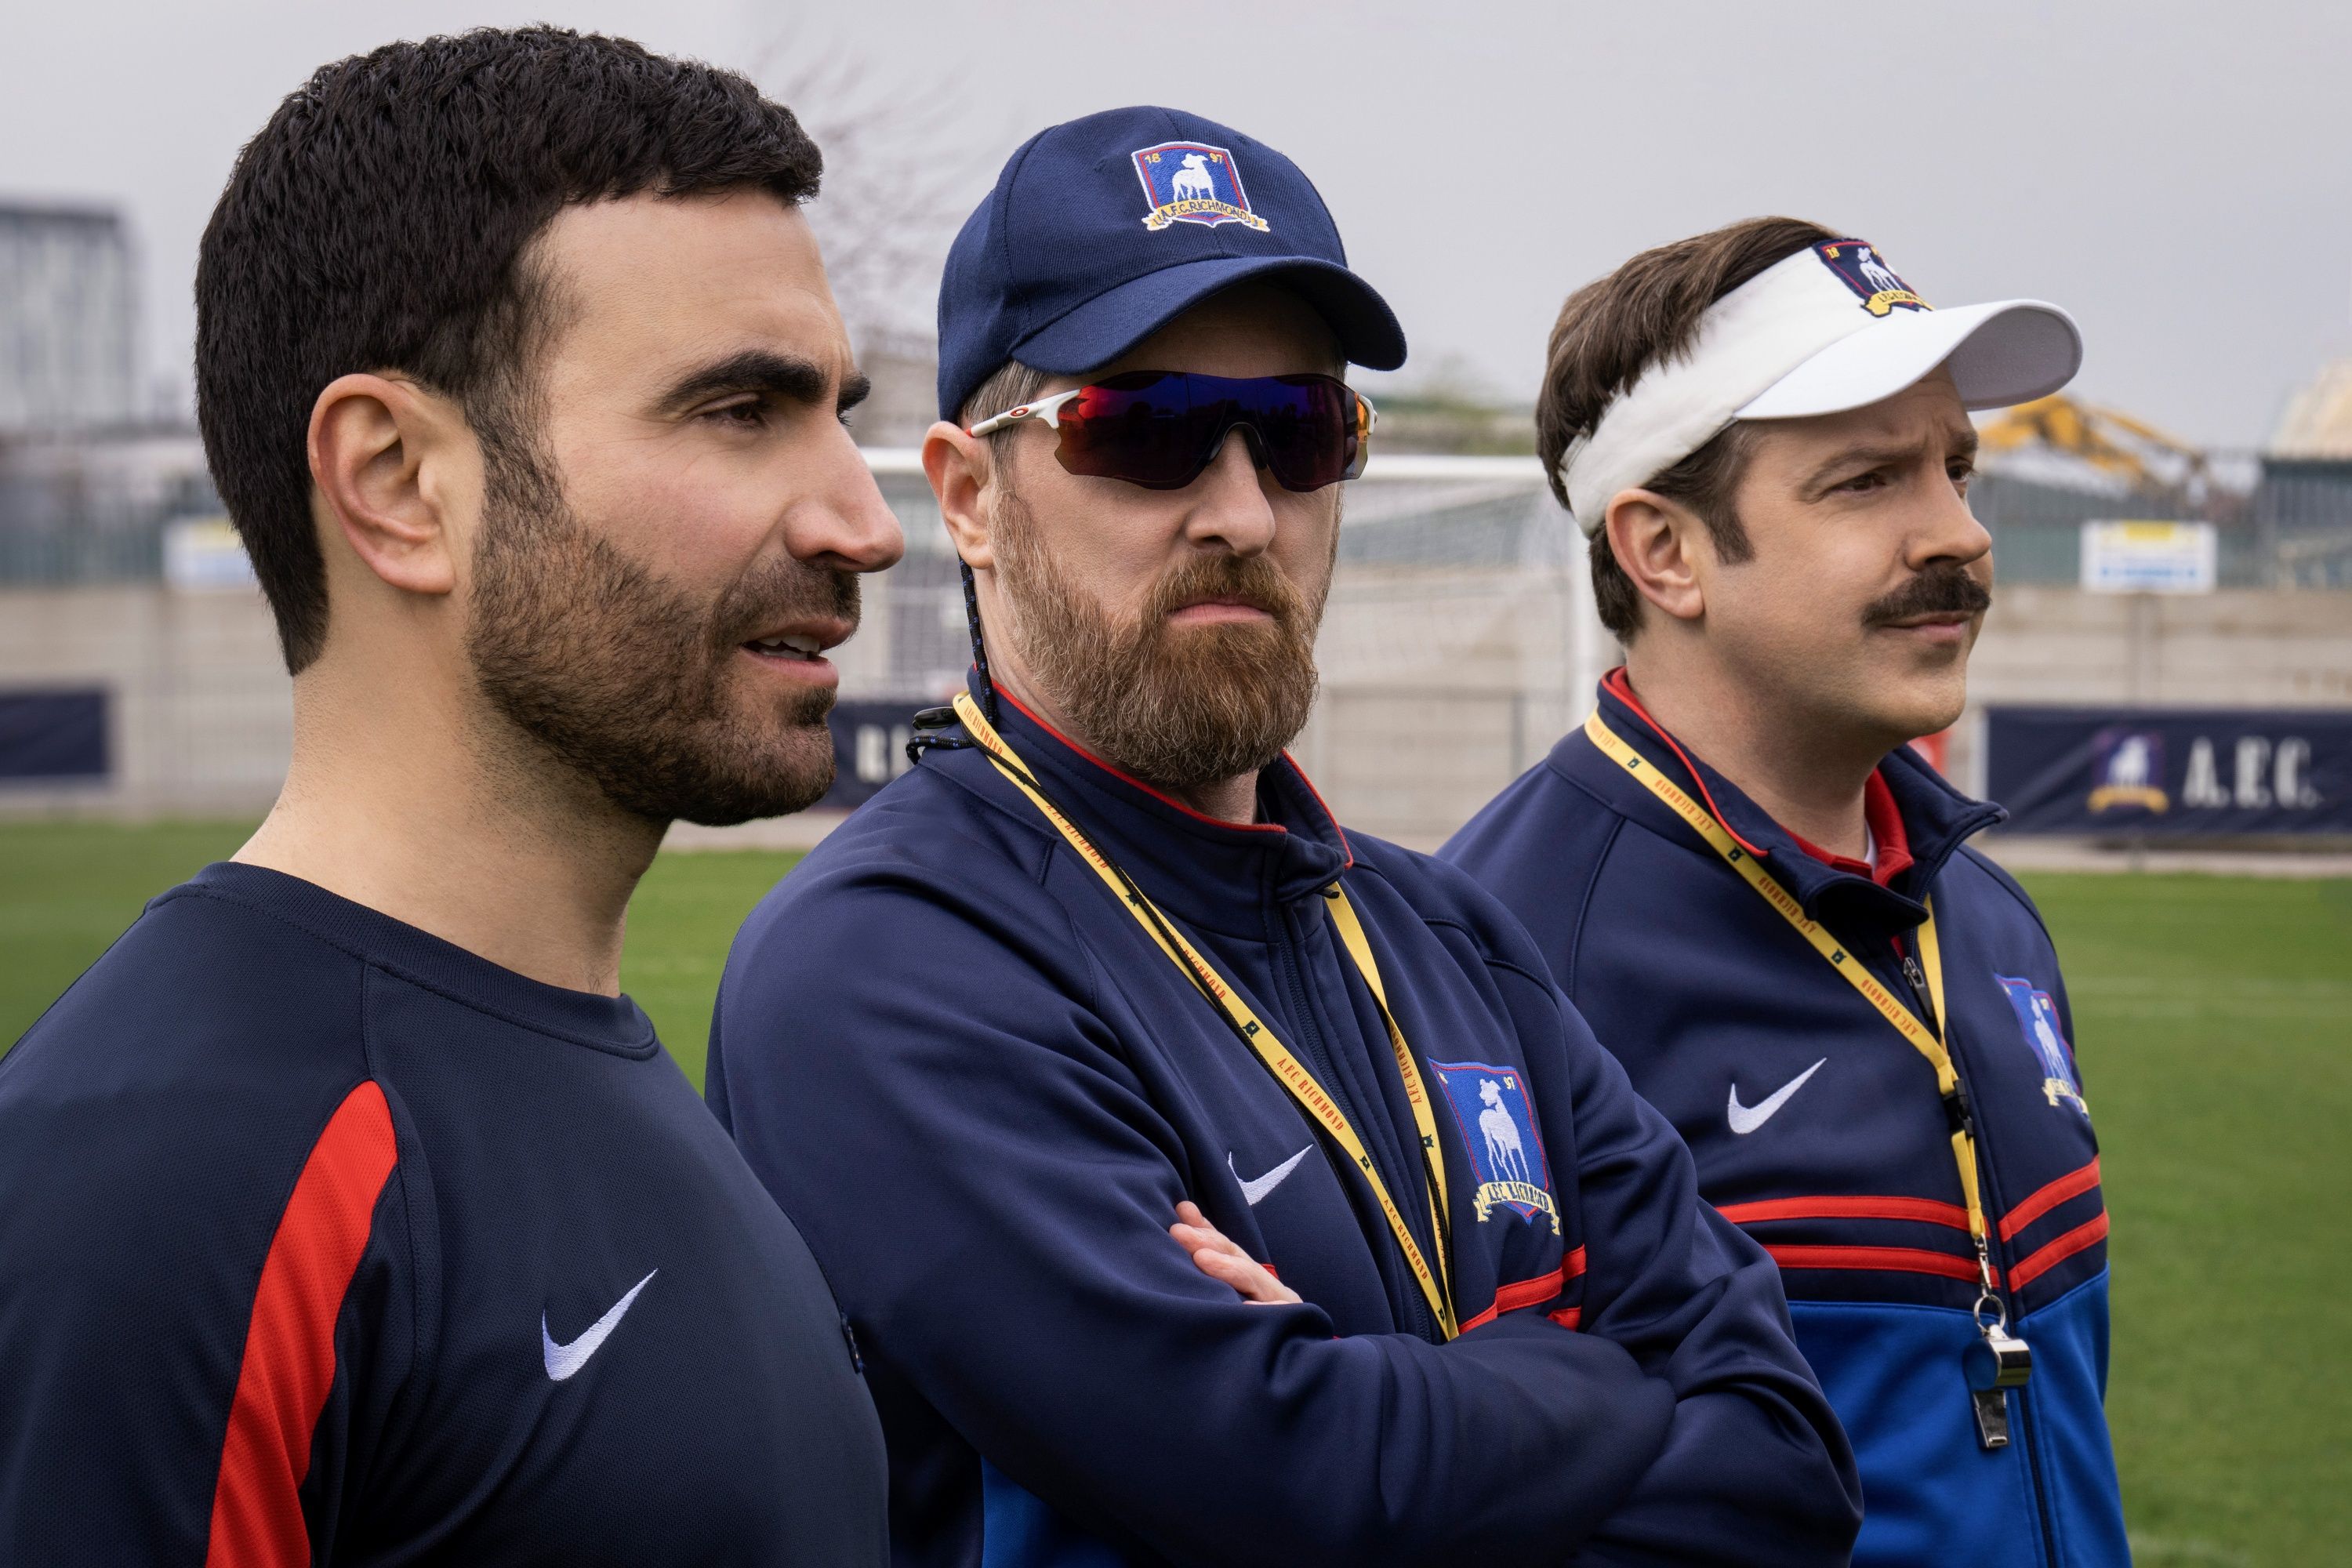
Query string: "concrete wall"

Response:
xmin=4 ymin=578 xmax=2346 ymax=847
xmin=2 ymin=583 xmax=291 ymax=815
xmin=1941 ymin=588 xmax=2352 ymax=804
xmin=1305 ymin=584 xmax=2352 ymax=847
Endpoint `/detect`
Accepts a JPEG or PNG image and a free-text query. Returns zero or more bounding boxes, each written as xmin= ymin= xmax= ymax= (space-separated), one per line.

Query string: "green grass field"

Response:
xmin=3 ymin=820 xmax=2346 ymax=1566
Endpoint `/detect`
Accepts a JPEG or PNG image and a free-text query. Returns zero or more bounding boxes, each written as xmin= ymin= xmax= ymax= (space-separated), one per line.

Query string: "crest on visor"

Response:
xmin=1131 ymin=141 xmax=1269 ymax=232
xmin=1817 ymin=239 xmax=1931 ymax=316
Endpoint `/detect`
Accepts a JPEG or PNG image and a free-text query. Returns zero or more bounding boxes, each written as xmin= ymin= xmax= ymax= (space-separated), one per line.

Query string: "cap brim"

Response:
xmin=1014 ymin=254 xmax=1407 ymax=379
xmin=1735 ymin=299 xmax=2082 ymax=420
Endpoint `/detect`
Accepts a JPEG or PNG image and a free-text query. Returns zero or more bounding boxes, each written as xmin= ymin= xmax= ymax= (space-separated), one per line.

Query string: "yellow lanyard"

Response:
xmin=1584 ymin=710 xmax=2002 ymax=1298
xmin=953 ymin=691 xmax=1458 ymax=1338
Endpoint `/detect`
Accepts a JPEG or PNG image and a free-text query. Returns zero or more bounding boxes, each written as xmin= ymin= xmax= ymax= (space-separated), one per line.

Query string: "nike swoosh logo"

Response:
xmin=1230 ymin=1147 xmax=1312 ymax=1206
xmin=1727 ymin=1059 xmax=1828 ymax=1135
xmin=542 ymin=1269 xmax=657 ymax=1382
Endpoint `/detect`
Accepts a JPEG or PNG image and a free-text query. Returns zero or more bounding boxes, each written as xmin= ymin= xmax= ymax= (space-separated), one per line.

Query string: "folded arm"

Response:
xmin=712 ymin=869 xmax=1679 ymax=1568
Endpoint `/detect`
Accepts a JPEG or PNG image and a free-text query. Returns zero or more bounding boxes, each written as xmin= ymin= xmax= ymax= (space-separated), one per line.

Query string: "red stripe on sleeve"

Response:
xmin=1718 ymin=1194 xmax=1971 ymax=1231
xmin=1764 ymin=1243 xmax=1990 ymax=1283
xmin=206 ymin=1081 xmax=399 ymax=1568
xmin=2005 ymin=1211 xmax=2110 ymax=1292
xmin=1998 ymin=1157 xmax=2102 ymax=1243
xmin=1457 ymin=1247 xmax=1588 ymax=1334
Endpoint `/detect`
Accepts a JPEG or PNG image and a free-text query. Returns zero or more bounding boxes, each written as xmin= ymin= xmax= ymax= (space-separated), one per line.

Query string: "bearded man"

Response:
xmin=0 ymin=30 xmax=901 ymax=1563
xmin=706 ymin=107 xmax=1860 ymax=1568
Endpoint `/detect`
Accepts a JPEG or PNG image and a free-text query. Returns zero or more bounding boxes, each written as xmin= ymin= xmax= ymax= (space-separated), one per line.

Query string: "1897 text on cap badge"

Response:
xmin=1131 ymin=142 xmax=1269 ymax=232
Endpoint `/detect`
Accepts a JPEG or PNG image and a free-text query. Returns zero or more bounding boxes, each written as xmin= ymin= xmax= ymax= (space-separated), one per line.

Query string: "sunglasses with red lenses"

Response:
xmin=967 ymin=371 xmax=1376 ymax=492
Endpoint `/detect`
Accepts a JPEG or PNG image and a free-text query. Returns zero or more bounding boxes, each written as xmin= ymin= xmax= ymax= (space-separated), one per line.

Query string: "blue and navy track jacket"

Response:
xmin=707 ymin=683 xmax=1861 ymax=1568
xmin=1443 ymin=674 xmax=2129 ymax=1568
xmin=0 ymin=862 xmax=888 ymax=1566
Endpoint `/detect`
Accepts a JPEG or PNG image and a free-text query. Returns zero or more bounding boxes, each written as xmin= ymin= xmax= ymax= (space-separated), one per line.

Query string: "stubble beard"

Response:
xmin=990 ymin=489 xmax=1330 ymax=793
xmin=463 ymin=442 xmax=855 ymax=827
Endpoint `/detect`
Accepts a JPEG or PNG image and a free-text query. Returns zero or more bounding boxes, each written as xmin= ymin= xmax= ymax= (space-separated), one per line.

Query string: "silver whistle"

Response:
xmin=1963 ymin=1323 xmax=2034 ymax=1449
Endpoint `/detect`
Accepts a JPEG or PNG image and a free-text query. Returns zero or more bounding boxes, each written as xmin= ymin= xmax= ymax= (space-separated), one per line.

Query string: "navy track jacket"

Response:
xmin=0 ymin=863 xmax=889 ymax=1566
xmin=708 ymin=684 xmax=1861 ymax=1568
xmin=1444 ymin=674 xmax=2129 ymax=1567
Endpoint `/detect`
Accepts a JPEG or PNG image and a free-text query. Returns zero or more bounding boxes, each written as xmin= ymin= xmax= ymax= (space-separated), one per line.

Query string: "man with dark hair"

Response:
xmin=1444 ymin=221 xmax=2129 ymax=1563
xmin=707 ymin=109 xmax=1860 ymax=1567
xmin=0 ymin=28 xmax=900 ymax=1563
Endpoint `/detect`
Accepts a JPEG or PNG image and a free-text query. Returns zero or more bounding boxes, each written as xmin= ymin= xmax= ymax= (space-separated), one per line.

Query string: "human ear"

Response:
xmin=307 ymin=373 xmax=463 ymax=597
xmin=1605 ymin=489 xmax=1707 ymax=624
xmin=924 ymin=419 xmax=996 ymax=571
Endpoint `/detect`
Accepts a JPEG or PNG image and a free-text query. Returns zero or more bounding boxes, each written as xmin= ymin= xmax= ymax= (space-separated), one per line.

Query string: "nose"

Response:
xmin=790 ymin=419 xmax=906 ymax=575
xmin=1912 ymin=468 xmax=1993 ymax=577
xmin=1181 ymin=424 xmax=1279 ymax=557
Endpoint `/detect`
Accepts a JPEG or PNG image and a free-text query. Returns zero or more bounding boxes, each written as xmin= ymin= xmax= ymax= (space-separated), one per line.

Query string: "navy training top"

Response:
xmin=0 ymin=862 xmax=888 ymax=1566
xmin=708 ymin=683 xmax=1860 ymax=1568
xmin=1443 ymin=673 xmax=2128 ymax=1567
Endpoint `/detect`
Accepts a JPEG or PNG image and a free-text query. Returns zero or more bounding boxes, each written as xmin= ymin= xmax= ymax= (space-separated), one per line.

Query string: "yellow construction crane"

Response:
xmin=1976 ymin=394 xmax=2209 ymax=495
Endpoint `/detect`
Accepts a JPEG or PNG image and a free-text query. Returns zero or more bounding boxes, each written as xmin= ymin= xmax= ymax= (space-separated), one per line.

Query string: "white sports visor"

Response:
xmin=1558 ymin=238 xmax=2082 ymax=536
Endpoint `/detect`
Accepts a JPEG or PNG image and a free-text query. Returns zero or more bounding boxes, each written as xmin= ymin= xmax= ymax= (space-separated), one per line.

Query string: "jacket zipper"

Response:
xmin=1274 ymin=906 xmax=1442 ymax=1345
xmin=1891 ymin=930 xmax=2063 ymax=1565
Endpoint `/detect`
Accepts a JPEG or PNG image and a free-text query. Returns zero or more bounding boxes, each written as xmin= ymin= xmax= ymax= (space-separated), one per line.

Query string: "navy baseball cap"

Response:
xmin=935 ymin=105 xmax=1407 ymax=421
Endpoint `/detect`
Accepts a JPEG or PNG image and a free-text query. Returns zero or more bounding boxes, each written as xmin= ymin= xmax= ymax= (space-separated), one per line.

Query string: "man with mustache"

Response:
xmin=0 ymin=29 xmax=902 ymax=1563
xmin=1443 ymin=220 xmax=2128 ymax=1565
xmin=707 ymin=109 xmax=1859 ymax=1567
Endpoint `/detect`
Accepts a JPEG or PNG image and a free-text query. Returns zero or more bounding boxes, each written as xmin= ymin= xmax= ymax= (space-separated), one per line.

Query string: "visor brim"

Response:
xmin=1734 ymin=299 xmax=2082 ymax=421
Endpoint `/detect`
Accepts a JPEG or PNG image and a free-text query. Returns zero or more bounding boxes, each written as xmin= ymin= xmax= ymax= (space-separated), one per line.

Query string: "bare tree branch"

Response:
xmin=752 ymin=38 xmax=992 ymax=352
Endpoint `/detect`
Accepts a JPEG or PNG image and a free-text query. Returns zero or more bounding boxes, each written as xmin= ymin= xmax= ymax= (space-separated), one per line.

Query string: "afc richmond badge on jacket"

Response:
xmin=1131 ymin=141 xmax=1269 ymax=232
xmin=1430 ymin=1061 xmax=1562 ymax=1235
xmin=1995 ymin=976 xmax=2091 ymax=1116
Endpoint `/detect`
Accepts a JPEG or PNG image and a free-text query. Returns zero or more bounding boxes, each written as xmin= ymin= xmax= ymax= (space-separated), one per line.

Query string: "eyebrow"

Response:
xmin=655 ymin=350 xmax=869 ymax=417
xmin=1801 ymin=424 xmax=1980 ymax=497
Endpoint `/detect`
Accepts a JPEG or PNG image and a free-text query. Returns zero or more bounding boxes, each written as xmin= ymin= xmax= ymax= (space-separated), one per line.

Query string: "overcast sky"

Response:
xmin=5 ymin=0 xmax=2346 ymax=448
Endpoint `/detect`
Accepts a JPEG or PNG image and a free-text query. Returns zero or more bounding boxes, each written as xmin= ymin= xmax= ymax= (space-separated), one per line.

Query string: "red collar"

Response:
xmin=1602 ymin=667 xmax=1914 ymax=885
xmin=1790 ymin=771 xmax=1915 ymax=887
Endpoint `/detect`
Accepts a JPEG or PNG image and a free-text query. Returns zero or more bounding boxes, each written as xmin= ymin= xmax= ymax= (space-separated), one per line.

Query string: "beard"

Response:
xmin=990 ymin=491 xmax=1330 ymax=792
xmin=464 ymin=445 xmax=856 ymax=827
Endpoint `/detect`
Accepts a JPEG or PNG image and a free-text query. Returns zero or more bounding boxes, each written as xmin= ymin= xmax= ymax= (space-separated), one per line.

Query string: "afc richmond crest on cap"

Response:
xmin=2088 ymin=728 xmax=2169 ymax=814
xmin=1995 ymin=976 xmax=2091 ymax=1116
xmin=1817 ymin=240 xmax=1931 ymax=317
xmin=1131 ymin=141 xmax=1269 ymax=233
xmin=1429 ymin=1061 xmax=1561 ymax=1234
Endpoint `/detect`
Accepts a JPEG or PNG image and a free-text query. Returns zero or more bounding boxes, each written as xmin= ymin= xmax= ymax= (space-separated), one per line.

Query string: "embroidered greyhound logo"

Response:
xmin=1816 ymin=238 xmax=1929 ymax=316
xmin=1477 ymin=1079 xmax=1533 ymax=1184
xmin=1131 ymin=140 xmax=1269 ymax=232
xmin=1170 ymin=152 xmax=1216 ymax=201
xmin=1430 ymin=1060 xmax=1561 ymax=1235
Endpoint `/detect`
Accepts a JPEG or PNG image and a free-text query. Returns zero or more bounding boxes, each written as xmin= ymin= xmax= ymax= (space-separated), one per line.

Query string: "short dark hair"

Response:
xmin=196 ymin=27 xmax=823 ymax=672
xmin=1535 ymin=216 xmax=1836 ymax=641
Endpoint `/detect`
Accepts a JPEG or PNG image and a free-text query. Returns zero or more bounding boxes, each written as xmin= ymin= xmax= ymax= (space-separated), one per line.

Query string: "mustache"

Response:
xmin=1142 ymin=552 xmax=1307 ymax=630
xmin=1862 ymin=567 xmax=1992 ymax=627
xmin=711 ymin=558 xmax=861 ymax=648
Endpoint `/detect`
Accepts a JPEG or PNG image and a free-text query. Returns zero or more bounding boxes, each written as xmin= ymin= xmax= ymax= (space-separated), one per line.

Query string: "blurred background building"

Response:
xmin=0 ymin=201 xmax=140 ymax=434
